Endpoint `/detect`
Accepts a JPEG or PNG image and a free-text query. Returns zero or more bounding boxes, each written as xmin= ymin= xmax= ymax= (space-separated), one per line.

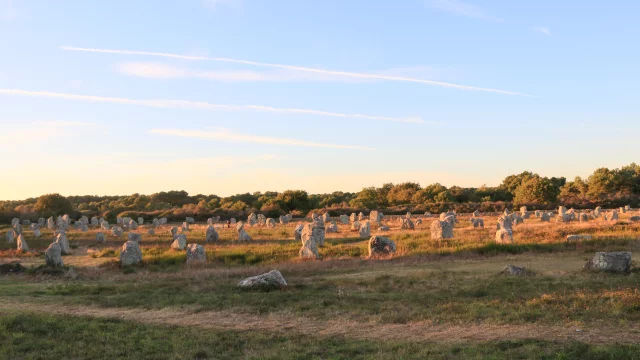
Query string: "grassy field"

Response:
xmin=1 ymin=213 xmax=640 ymax=359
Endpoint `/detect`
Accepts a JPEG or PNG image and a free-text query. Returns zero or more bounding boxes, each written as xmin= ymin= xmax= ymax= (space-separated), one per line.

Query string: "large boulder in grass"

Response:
xmin=120 ymin=241 xmax=143 ymax=266
xmin=584 ymin=252 xmax=632 ymax=273
xmin=186 ymin=243 xmax=206 ymax=265
xmin=368 ymin=236 xmax=396 ymax=258
xmin=501 ymin=265 xmax=526 ymax=276
xmin=45 ymin=242 xmax=64 ymax=267
xmin=630 ymin=216 xmax=640 ymax=223
xmin=566 ymin=234 xmax=592 ymax=242
xmin=238 ymin=270 xmax=287 ymax=289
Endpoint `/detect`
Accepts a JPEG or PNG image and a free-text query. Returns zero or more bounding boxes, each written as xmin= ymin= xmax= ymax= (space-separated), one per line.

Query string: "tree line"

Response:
xmin=1 ymin=163 xmax=639 ymax=223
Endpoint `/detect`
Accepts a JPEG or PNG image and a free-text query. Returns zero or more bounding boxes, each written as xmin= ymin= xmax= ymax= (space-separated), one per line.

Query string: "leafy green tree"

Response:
xmin=513 ymin=177 xmax=560 ymax=205
xmin=411 ymin=183 xmax=448 ymax=204
xmin=499 ymin=171 xmax=537 ymax=196
xmin=386 ymin=182 xmax=422 ymax=205
xmin=587 ymin=168 xmax=617 ymax=198
xmin=276 ymin=190 xmax=310 ymax=212
xmin=33 ymin=193 xmax=73 ymax=217
xmin=559 ymin=176 xmax=588 ymax=200
xmin=350 ymin=187 xmax=380 ymax=209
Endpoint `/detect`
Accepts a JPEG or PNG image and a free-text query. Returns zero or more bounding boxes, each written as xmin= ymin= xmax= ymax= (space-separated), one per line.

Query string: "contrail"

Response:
xmin=150 ymin=129 xmax=375 ymax=151
xmin=60 ymin=46 xmax=531 ymax=96
xmin=0 ymin=88 xmax=425 ymax=124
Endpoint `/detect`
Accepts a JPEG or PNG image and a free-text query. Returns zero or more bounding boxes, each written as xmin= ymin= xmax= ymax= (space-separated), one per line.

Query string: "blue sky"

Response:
xmin=1 ymin=0 xmax=639 ymax=200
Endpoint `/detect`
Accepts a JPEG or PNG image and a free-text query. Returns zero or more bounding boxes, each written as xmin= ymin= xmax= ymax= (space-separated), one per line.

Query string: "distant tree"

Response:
xmin=587 ymin=168 xmax=617 ymax=198
xmin=33 ymin=193 xmax=73 ymax=217
xmin=499 ymin=171 xmax=537 ymax=196
xmin=559 ymin=176 xmax=589 ymax=201
xmin=387 ymin=182 xmax=422 ymax=205
xmin=350 ymin=187 xmax=380 ymax=209
xmin=276 ymin=190 xmax=310 ymax=212
xmin=513 ymin=177 xmax=560 ymax=205
xmin=411 ymin=183 xmax=448 ymax=204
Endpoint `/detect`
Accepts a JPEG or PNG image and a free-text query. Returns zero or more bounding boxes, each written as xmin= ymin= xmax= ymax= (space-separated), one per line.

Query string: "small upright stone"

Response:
xmin=368 ymin=236 xmax=396 ymax=258
xmin=6 ymin=230 xmax=15 ymax=244
xmin=17 ymin=235 xmax=28 ymax=252
xmin=358 ymin=212 xmax=365 ymax=221
xmin=340 ymin=215 xmax=349 ymax=224
xmin=169 ymin=226 xmax=178 ymax=236
xmin=266 ymin=218 xmax=276 ymax=228
xmin=128 ymin=233 xmax=142 ymax=242
xmin=236 ymin=222 xmax=251 ymax=242
xmin=359 ymin=221 xmax=371 ymax=237
xmin=369 ymin=210 xmax=381 ymax=224
xmin=400 ymin=218 xmax=415 ymax=230
xmin=186 ymin=243 xmax=206 ymax=265
xmin=326 ymin=221 xmax=338 ymax=233
xmin=294 ymin=224 xmax=304 ymax=241
xmin=495 ymin=229 xmax=513 ymax=244
xmin=171 ymin=234 xmax=187 ymax=250
xmin=111 ymin=226 xmax=123 ymax=237
xmin=205 ymin=226 xmax=219 ymax=242
xmin=430 ymin=220 xmax=453 ymax=240
xmin=96 ymin=232 xmax=106 ymax=243
xmin=120 ymin=241 xmax=143 ymax=266
xmin=349 ymin=213 xmax=357 ymax=223
xmin=45 ymin=242 xmax=64 ymax=267
xmin=322 ymin=213 xmax=331 ymax=223
xmin=56 ymin=233 xmax=72 ymax=255
xmin=147 ymin=229 xmax=156 ymax=236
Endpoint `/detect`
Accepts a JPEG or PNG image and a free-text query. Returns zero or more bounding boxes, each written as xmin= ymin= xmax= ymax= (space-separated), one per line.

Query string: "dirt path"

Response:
xmin=1 ymin=298 xmax=638 ymax=345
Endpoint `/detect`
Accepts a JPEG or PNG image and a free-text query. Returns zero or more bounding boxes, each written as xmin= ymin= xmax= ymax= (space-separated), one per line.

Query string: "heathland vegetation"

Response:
xmin=1 ymin=164 xmax=639 ymax=223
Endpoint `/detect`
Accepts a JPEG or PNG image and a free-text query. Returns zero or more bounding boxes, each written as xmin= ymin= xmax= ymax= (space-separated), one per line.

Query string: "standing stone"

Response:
xmin=101 ymin=221 xmax=110 ymax=230
xmin=91 ymin=217 xmax=99 ymax=226
xmin=359 ymin=221 xmax=371 ymax=238
xmin=497 ymin=214 xmax=513 ymax=231
xmin=6 ymin=230 xmax=15 ymax=244
xmin=186 ymin=217 xmax=195 ymax=224
xmin=257 ymin=214 xmax=267 ymax=226
xmin=34 ymin=228 xmax=41 ymax=238
xmin=339 ymin=215 xmax=349 ymax=224
xmin=540 ymin=212 xmax=551 ymax=222
xmin=430 ymin=220 xmax=453 ymax=240
xmin=128 ymin=220 xmax=138 ymax=230
xmin=96 ymin=232 xmax=106 ymax=243
xmin=117 ymin=217 xmax=123 ymax=225
xmin=471 ymin=218 xmax=484 ymax=229
xmin=559 ymin=206 xmax=567 ymax=216
xmin=205 ymin=226 xmax=219 ymax=242
xmin=11 ymin=218 xmax=19 ymax=227
xmin=350 ymin=221 xmax=361 ymax=232
xmin=207 ymin=218 xmax=214 ymax=225
xmin=584 ymin=252 xmax=632 ymax=273
xmin=45 ymin=242 xmax=64 ymax=267
xmin=349 ymin=213 xmax=357 ymax=223
xmin=22 ymin=220 xmax=31 ymax=226
xmin=620 ymin=207 xmax=626 ymax=214
xmin=152 ymin=218 xmax=159 ymax=228
xmin=368 ymin=236 xmax=396 ymax=258
xmin=171 ymin=234 xmax=187 ymax=250
xmin=138 ymin=217 xmax=144 ymax=225
xmin=266 ymin=218 xmax=276 ymax=228
xmin=279 ymin=215 xmax=288 ymax=225
xmin=357 ymin=212 xmax=365 ymax=221
xmin=169 ymin=226 xmax=178 ymax=236
xmin=578 ymin=213 xmax=589 ymax=222
xmin=299 ymin=224 xmax=321 ymax=259
xmin=400 ymin=218 xmax=415 ymax=230
xmin=186 ymin=243 xmax=206 ymax=265
xmin=378 ymin=225 xmax=390 ymax=232
xmin=472 ymin=210 xmax=480 ymax=217
xmin=17 ymin=235 xmax=28 ymax=252
xmin=594 ymin=206 xmax=602 ymax=218
xmin=294 ymin=224 xmax=304 ymax=241
xmin=495 ymin=229 xmax=514 ymax=244
xmin=605 ymin=211 xmax=619 ymax=221
xmin=326 ymin=221 xmax=338 ymax=233
xmin=247 ymin=213 xmax=257 ymax=226
xmin=13 ymin=223 xmax=22 ymax=235
xmin=47 ymin=217 xmax=55 ymax=229
xmin=369 ymin=211 xmax=381 ymax=224
xmin=159 ymin=218 xmax=168 ymax=225
xmin=512 ymin=214 xmax=524 ymax=226
xmin=128 ymin=233 xmax=142 ymax=242
xmin=111 ymin=226 xmax=123 ymax=237
xmin=236 ymin=222 xmax=251 ymax=242
xmin=120 ymin=241 xmax=142 ymax=266
xmin=56 ymin=233 xmax=72 ymax=255
xmin=181 ymin=222 xmax=190 ymax=232
xmin=38 ymin=218 xmax=45 ymax=227
xmin=238 ymin=270 xmax=287 ymax=289
xmin=322 ymin=213 xmax=331 ymax=223
xmin=147 ymin=229 xmax=156 ymax=236
xmin=230 ymin=218 xmax=236 ymax=225
xmin=80 ymin=216 xmax=89 ymax=225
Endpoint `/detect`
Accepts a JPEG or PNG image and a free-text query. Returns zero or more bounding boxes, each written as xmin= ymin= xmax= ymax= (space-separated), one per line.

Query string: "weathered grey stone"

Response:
xmin=237 ymin=222 xmax=251 ymax=242
xmin=56 ymin=233 xmax=72 ymax=255
xmin=349 ymin=213 xmax=357 ymax=223
xmin=96 ymin=232 xmax=106 ymax=243
xmin=47 ymin=217 xmax=55 ymax=229
xmin=17 ymin=235 xmax=28 ymax=252
xmin=606 ymin=211 xmax=619 ymax=221
xmin=138 ymin=217 xmax=144 ymax=225
xmin=152 ymin=218 xmax=159 ymax=227
xmin=45 ymin=242 xmax=64 ymax=267
xmin=38 ymin=218 xmax=45 ymax=227
xmin=415 ymin=218 xmax=422 ymax=226
xmin=368 ymin=236 xmax=396 ymax=258
xmin=620 ymin=207 xmax=627 ymax=214
xmin=13 ymin=223 xmax=22 ymax=235
xmin=400 ymin=218 xmax=415 ymax=230
xmin=326 ymin=221 xmax=338 ymax=233
xmin=369 ymin=211 xmax=381 ymax=224
xmin=279 ymin=215 xmax=289 ymax=225
xmin=540 ymin=212 xmax=551 ymax=222
xmin=350 ymin=221 xmax=361 ymax=232
xmin=630 ymin=216 xmax=640 ymax=223
xmin=101 ymin=221 xmax=110 ymax=230
xmin=11 ymin=218 xmax=19 ymax=227
xmin=294 ymin=224 xmax=304 ymax=241
xmin=238 ymin=270 xmax=287 ymax=289
xmin=501 ymin=265 xmax=525 ymax=276
xmin=358 ymin=212 xmax=365 ymax=221
xmin=91 ymin=217 xmax=99 ymax=226
xmin=339 ymin=215 xmax=349 ymax=224
xmin=147 ymin=229 xmax=156 ymax=236
xmin=6 ymin=230 xmax=15 ymax=244
xmin=559 ymin=206 xmax=567 ymax=216
xmin=186 ymin=217 xmax=195 ymax=224
xmin=566 ymin=234 xmax=592 ymax=242
xmin=495 ymin=229 xmax=513 ymax=244
xmin=578 ymin=213 xmax=589 ymax=222
xmin=584 ymin=252 xmax=632 ymax=273
xmin=171 ymin=234 xmax=187 ymax=250
xmin=120 ymin=241 xmax=142 ymax=266
xmin=512 ymin=214 xmax=524 ymax=226
xmin=471 ymin=218 xmax=484 ymax=229
xmin=257 ymin=214 xmax=267 ymax=226
xmin=378 ymin=225 xmax=390 ymax=232
xmin=169 ymin=226 xmax=178 ymax=236
xmin=472 ymin=210 xmax=480 ymax=217
xmin=111 ymin=226 xmax=123 ymax=237
xmin=247 ymin=213 xmax=257 ymax=226
xmin=594 ymin=206 xmax=602 ymax=218
xmin=266 ymin=218 xmax=276 ymax=228
xmin=80 ymin=216 xmax=89 ymax=225
xmin=359 ymin=221 xmax=371 ymax=237
xmin=322 ymin=213 xmax=331 ymax=223
xmin=22 ymin=220 xmax=31 ymax=226
xmin=299 ymin=222 xmax=324 ymax=259
xmin=186 ymin=243 xmax=206 ymax=265
xmin=128 ymin=233 xmax=142 ymax=242
xmin=431 ymin=220 xmax=453 ymax=240
xmin=181 ymin=222 xmax=189 ymax=232
xmin=203 ymin=226 xmax=218 ymax=242
xmin=33 ymin=228 xmax=41 ymax=238
xmin=159 ymin=217 xmax=168 ymax=225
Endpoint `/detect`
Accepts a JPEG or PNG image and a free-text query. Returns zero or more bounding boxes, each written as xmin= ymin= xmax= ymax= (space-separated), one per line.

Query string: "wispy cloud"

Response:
xmin=0 ymin=88 xmax=425 ymax=124
xmin=150 ymin=128 xmax=375 ymax=151
xmin=532 ymin=26 xmax=552 ymax=36
xmin=426 ymin=0 xmax=503 ymax=22
xmin=0 ymin=120 xmax=102 ymax=149
xmin=61 ymin=46 xmax=530 ymax=96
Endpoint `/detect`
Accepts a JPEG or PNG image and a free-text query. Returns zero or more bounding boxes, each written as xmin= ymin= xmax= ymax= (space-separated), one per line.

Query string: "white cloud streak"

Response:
xmin=150 ymin=128 xmax=375 ymax=151
xmin=61 ymin=46 xmax=530 ymax=96
xmin=532 ymin=26 xmax=552 ymax=36
xmin=0 ymin=88 xmax=424 ymax=124
xmin=426 ymin=0 xmax=503 ymax=22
